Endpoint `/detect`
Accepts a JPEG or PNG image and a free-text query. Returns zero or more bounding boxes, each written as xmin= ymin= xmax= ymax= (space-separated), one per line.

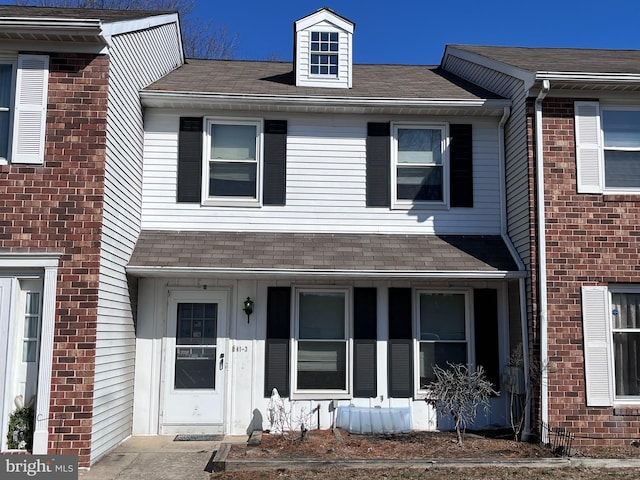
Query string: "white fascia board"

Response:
xmin=126 ymin=265 xmax=526 ymax=279
xmin=443 ymin=46 xmax=537 ymax=90
xmin=101 ymin=13 xmax=180 ymax=41
xmin=140 ymin=90 xmax=511 ymax=112
xmin=536 ymin=71 xmax=640 ymax=83
xmin=295 ymin=9 xmax=354 ymax=33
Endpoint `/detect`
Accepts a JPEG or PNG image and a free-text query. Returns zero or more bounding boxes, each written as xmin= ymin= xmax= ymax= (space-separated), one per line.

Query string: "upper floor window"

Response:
xmin=0 ymin=60 xmax=15 ymax=161
xmin=205 ymin=118 xmax=262 ymax=206
xmin=391 ymin=124 xmax=449 ymax=208
xmin=602 ymin=109 xmax=640 ymax=189
xmin=575 ymin=101 xmax=640 ymax=194
xmin=310 ymin=31 xmax=338 ymax=76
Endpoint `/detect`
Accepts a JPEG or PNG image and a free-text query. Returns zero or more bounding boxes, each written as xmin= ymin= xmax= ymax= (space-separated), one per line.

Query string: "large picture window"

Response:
xmin=205 ymin=118 xmax=262 ymax=205
xmin=611 ymin=291 xmax=640 ymax=398
xmin=294 ymin=289 xmax=349 ymax=394
xmin=417 ymin=291 xmax=469 ymax=390
xmin=392 ymin=124 xmax=448 ymax=207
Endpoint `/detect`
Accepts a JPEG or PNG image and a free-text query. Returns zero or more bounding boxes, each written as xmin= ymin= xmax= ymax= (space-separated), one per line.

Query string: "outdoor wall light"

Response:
xmin=243 ymin=297 xmax=254 ymax=323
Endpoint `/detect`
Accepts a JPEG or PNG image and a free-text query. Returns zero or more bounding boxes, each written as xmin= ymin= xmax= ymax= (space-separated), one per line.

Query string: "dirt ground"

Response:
xmin=211 ymin=428 xmax=640 ymax=480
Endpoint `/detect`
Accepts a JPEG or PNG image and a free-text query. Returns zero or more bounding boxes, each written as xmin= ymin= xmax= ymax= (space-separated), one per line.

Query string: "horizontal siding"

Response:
xmin=92 ymin=21 xmax=182 ymax=464
xmin=443 ymin=55 xmax=530 ymax=264
xmin=142 ymin=111 xmax=503 ymax=234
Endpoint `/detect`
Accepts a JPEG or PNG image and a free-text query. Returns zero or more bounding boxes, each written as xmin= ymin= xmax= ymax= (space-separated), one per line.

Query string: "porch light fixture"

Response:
xmin=243 ymin=297 xmax=254 ymax=323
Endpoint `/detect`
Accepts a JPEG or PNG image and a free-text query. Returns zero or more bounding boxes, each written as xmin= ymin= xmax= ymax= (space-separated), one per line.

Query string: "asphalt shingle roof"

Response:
xmin=145 ymin=60 xmax=504 ymax=100
xmin=128 ymin=231 xmax=519 ymax=273
xmin=451 ymin=45 xmax=640 ymax=75
xmin=0 ymin=5 xmax=171 ymax=22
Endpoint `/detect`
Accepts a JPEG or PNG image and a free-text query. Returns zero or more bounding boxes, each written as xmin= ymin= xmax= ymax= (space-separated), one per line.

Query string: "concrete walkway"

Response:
xmin=78 ymin=435 xmax=246 ymax=480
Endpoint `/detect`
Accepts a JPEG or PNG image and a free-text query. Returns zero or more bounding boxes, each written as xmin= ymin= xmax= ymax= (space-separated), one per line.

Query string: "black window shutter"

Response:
xmin=366 ymin=122 xmax=390 ymax=207
xmin=473 ymin=288 xmax=500 ymax=392
xmin=388 ymin=288 xmax=412 ymax=339
xmin=263 ymin=120 xmax=287 ymax=206
xmin=265 ymin=287 xmax=291 ymax=397
xmin=177 ymin=117 xmax=203 ymax=203
xmin=449 ymin=124 xmax=473 ymax=208
xmin=353 ymin=288 xmax=377 ymax=398
xmin=388 ymin=287 xmax=413 ymax=397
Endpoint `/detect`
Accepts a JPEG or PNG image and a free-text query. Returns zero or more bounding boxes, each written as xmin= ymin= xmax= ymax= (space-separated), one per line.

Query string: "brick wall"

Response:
xmin=530 ymin=97 xmax=640 ymax=446
xmin=0 ymin=52 xmax=108 ymax=465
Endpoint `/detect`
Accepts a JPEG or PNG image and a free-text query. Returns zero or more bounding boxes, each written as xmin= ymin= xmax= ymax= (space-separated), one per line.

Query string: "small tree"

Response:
xmin=426 ymin=363 xmax=496 ymax=446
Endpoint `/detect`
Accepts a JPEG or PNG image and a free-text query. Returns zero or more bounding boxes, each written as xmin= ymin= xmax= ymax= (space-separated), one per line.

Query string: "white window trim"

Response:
xmin=0 ymin=55 xmax=16 ymax=165
xmin=413 ymin=288 xmax=473 ymax=398
xmin=291 ymin=286 xmax=352 ymax=400
xmin=608 ymin=285 xmax=640 ymax=404
xmin=201 ymin=117 xmax=263 ymax=207
xmin=600 ymin=105 xmax=640 ymax=195
xmin=390 ymin=122 xmax=450 ymax=210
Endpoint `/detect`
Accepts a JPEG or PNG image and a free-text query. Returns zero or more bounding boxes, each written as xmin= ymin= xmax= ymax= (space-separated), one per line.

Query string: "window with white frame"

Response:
xmin=417 ymin=291 xmax=469 ymax=390
xmin=602 ymin=108 xmax=640 ymax=189
xmin=294 ymin=289 xmax=349 ymax=394
xmin=205 ymin=118 xmax=262 ymax=204
xmin=610 ymin=291 xmax=640 ymax=398
xmin=0 ymin=60 xmax=15 ymax=161
xmin=310 ymin=31 xmax=339 ymax=76
xmin=392 ymin=124 xmax=448 ymax=206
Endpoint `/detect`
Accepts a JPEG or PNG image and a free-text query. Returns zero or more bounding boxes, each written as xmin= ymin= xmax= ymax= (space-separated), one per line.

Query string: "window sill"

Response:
xmin=201 ymin=199 xmax=262 ymax=208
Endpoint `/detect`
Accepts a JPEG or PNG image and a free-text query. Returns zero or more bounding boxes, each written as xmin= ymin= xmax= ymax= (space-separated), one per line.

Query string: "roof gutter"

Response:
xmin=139 ymin=90 xmax=511 ymax=111
xmin=126 ymin=265 xmax=526 ymax=279
xmin=536 ymin=71 xmax=640 ymax=83
xmin=535 ymin=79 xmax=551 ymax=441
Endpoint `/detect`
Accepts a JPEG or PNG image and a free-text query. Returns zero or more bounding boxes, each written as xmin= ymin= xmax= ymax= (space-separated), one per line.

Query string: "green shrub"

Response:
xmin=7 ymin=406 xmax=34 ymax=451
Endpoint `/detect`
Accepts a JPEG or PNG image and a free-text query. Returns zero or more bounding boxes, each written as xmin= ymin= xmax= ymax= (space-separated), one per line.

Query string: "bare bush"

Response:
xmin=426 ymin=363 xmax=496 ymax=446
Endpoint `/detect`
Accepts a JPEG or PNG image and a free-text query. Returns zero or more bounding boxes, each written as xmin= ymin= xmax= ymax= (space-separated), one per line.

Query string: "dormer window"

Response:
xmin=310 ymin=32 xmax=338 ymax=75
xmin=294 ymin=8 xmax=354 ymax=89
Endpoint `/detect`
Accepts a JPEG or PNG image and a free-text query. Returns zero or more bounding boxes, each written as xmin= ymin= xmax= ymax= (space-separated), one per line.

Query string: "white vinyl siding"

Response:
xmin=575 ymin=101 xmax=603 ymax=193
xmin=12 ymin=54 xmax=48 ymax=164
xmin=581 ymin=286 xmax=614 ymax=406
xmin=142 ymin=112 xmax=503 ymax=235
xmin=92 ymin=21 xmax=182 ymax=463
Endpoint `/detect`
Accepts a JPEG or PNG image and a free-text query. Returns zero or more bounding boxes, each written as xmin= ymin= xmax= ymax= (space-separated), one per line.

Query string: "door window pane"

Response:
xmin=175 ymin=303 xmax=217 ymax=390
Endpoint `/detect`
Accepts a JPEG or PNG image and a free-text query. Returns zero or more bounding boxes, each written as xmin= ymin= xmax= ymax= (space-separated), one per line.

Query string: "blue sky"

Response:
xmin=196 ymin=0 xmax=640 ymax=64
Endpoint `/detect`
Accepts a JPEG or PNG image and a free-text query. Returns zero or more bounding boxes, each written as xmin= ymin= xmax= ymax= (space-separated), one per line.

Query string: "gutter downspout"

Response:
xmin=498 ymin=106 xmax=532 ymax=440
xmin=535 ymin=79 xmax=551 ymax=440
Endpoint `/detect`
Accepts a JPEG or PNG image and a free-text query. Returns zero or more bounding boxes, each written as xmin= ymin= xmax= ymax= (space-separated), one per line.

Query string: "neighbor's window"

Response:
xmin=602 ymin=109 xmax=640 ymax=190
xmin=0 ymin=60 xmax=15 ymax=161
xmin=610 ymin=292 xmax=640 ymax=397
xmin=310 ymin=31 xmax=338 ymax=75
xmin=295 ymin=289 xmax=348 ymax=393
xmin=418 ymin=291 xmax=469 ymax=389
xmin=206 ymin=119 xmax=262 ymax=204
xmin=393 ymin=124 xmax=448 ymax=206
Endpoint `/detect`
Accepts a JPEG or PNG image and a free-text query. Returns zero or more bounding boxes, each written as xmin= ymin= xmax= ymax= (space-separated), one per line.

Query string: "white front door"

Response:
xmin=161 ymin=290 xmax=227 ymax=434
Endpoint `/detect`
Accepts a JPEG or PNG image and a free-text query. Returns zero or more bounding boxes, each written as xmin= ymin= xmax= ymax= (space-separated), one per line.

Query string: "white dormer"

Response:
xmin=294 ymin=8 xmax=354 ymax=89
